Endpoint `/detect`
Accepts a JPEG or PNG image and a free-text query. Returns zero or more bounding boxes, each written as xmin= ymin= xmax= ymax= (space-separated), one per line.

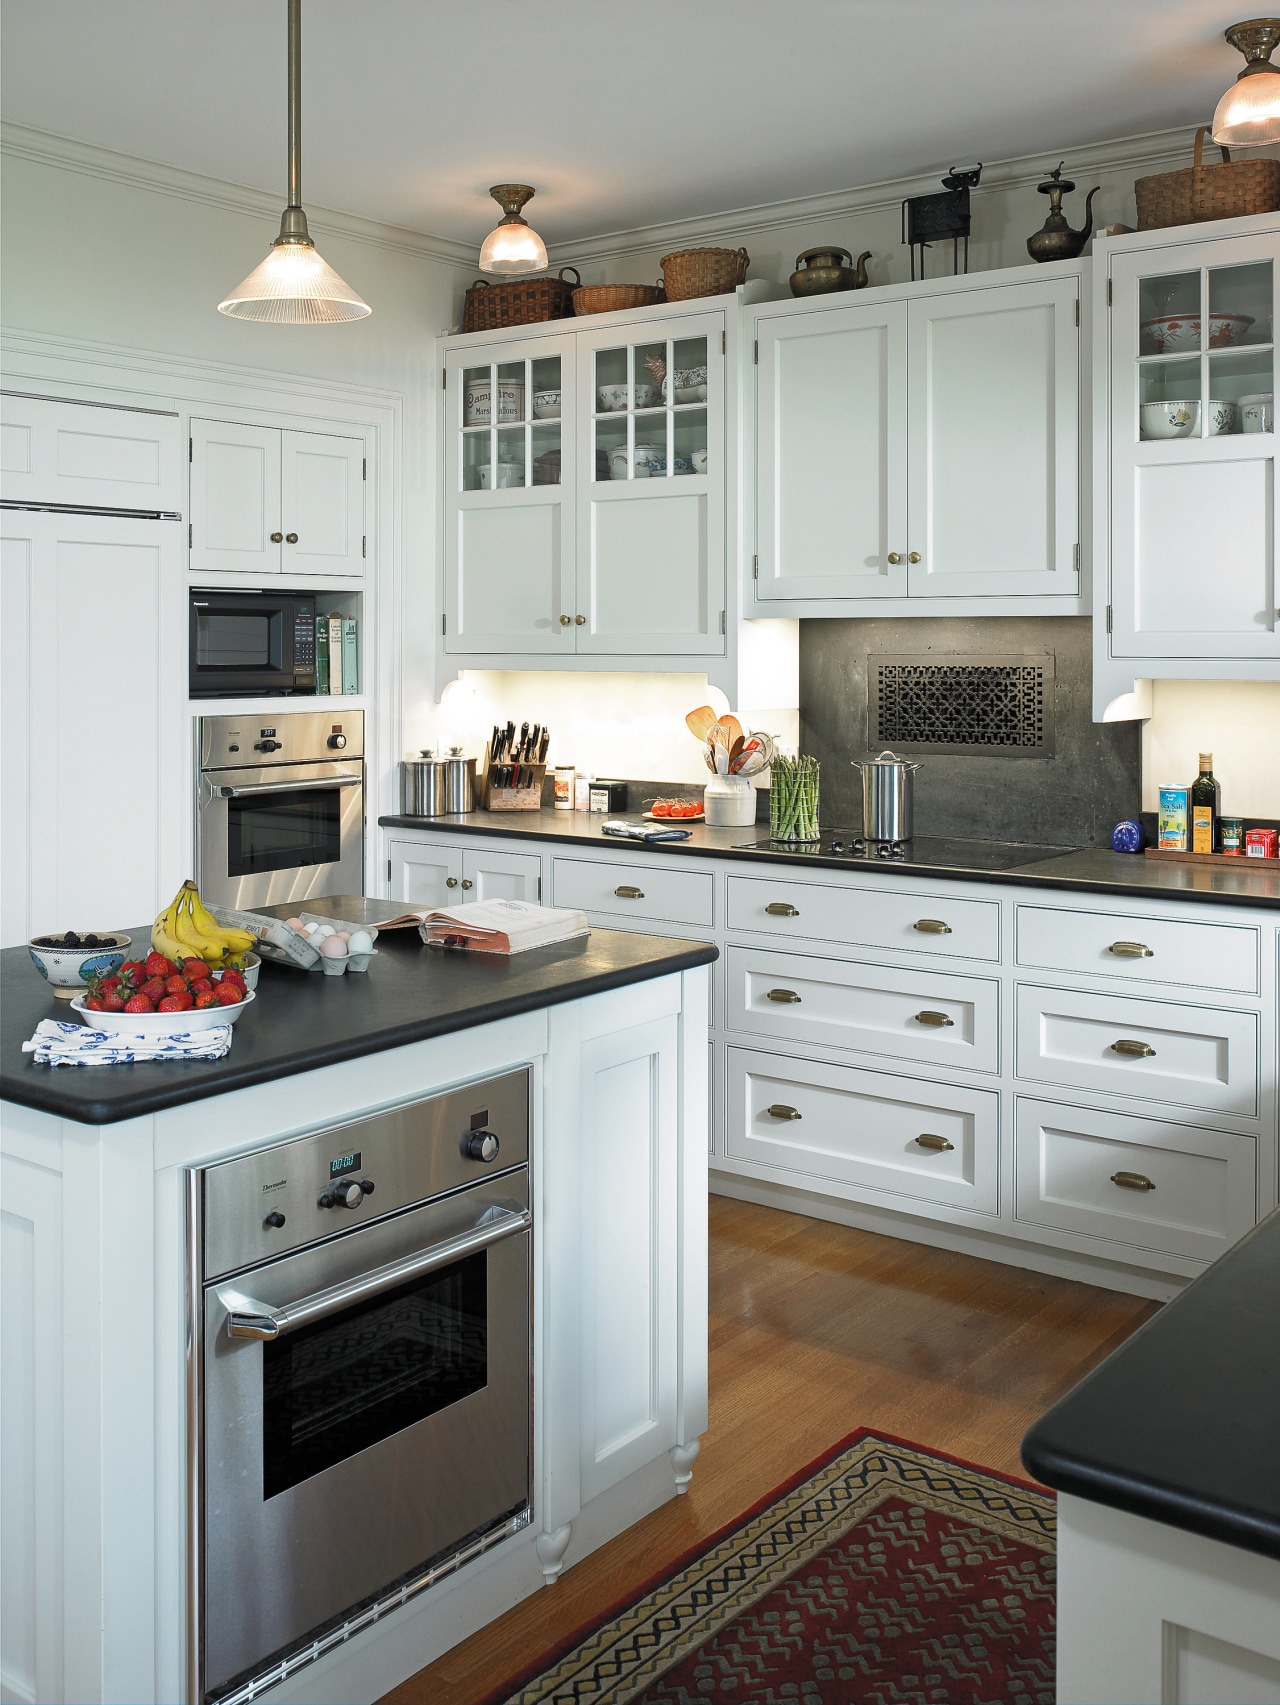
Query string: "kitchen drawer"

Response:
xmin=725 ymin=1045 xmax=998 ymax=1214
xmin=725 ymin=874 xmax=999 ymax=961
xmin=1015 ymin=1097 xmax=1256 ymax=1264
xmin=551 ymin=856 xmax=714 ymax=929
xmin=1015 ymin=902 xmax=1259 ymax=995
xmin=1014 ymin=983 xmax=1260 ymax=1118
xmin=725 ymin=945 xmax=998 ymax=1074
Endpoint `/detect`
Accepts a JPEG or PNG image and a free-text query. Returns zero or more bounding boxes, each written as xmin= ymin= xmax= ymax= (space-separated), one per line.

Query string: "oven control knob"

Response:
xmin=264 ymin=1210 xmax=286 ymax=1229
xmin=320 ymin=1178 xmax=368 ymax=1210
xmin=463 ymin=1130 xmax=500 ymax=1163
xmin=327 ymin=732 xmax=347 ymax=749
xmin=254 ymin=739 xmax=282 ymax=753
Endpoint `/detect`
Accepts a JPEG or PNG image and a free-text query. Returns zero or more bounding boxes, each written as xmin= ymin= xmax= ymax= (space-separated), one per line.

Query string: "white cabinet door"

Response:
xmin=756 ymin=298 xmax=908 ymax=600
xmin=280 ymin=430 xmax=364 ymax=578
xmin=907 ymin=277 xmax=1080 ymax=598
xmin=387 ymin=838 xmax=463 ymax=908
xmin=575 ymin=311 xmax=724 ymax=654
xmin=0 ymin=395 xmax=181 ymax=513
xmin=464 ymin=847 xmax=542 ymax=903
xmin=189 ymin=419 xmax=282 ymax=576
xmin=1109 ymin=231 xmax=1279 ymax=661
xmin=445 ymin=336 xmax=574 ymax=654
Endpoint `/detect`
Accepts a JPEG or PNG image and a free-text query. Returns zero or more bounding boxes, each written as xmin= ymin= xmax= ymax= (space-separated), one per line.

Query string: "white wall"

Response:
xmin=1142 ymin=681 xmax=1280 ymax=819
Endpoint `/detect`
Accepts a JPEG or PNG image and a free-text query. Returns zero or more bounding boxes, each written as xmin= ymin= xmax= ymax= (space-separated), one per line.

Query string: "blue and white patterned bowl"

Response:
xmin=28 ymin=934 xmax=131 ymax=999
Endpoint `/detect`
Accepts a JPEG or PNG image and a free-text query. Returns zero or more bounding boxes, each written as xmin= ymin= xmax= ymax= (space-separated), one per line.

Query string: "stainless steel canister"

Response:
xmin=401 ymin=751 xmax=449 ymax=817
xmin=443 ymin=749 xmax=476 ymax=814
xmin=852 ymin=750 xmax=920 ymax=841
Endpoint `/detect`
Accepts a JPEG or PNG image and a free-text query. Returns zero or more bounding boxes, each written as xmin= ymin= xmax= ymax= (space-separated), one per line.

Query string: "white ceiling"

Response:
xmin=0 ymin=0 xmax=1258 ymax=245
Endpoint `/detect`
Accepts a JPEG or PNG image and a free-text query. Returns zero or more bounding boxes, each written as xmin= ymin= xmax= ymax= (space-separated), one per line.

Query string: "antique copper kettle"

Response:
xmin=1027 ymin=164 xmax=1099 ymax=263
xmin=789 ymin=247 xmax=871 ymax=296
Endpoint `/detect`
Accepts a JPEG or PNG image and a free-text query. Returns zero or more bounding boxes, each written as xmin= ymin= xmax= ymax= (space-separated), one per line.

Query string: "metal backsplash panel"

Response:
xmin=871 ymin=654 xmax=1054 ymax=755
xmin=799 ymin=616 xmax=1140 ymax=847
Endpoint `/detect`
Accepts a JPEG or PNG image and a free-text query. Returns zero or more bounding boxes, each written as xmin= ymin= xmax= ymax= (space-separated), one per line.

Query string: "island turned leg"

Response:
xmin=536 ymin=1523 xmax=573 ymax=1584
xmin=669 ymin=1439 xmax=701 ymax=1494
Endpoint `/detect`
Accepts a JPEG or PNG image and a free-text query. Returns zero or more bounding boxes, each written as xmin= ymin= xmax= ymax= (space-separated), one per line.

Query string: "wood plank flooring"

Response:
xmin=380 ymin=1196 xmax=1159 ymax=1705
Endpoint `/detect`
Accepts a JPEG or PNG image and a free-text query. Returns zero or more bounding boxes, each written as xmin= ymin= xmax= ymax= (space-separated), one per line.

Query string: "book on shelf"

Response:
xmin=369 ymin=899 xmax=589 ymax=955
xmin=341 ymin=615 xmax=359 ymax=694
xmin=315 ymin=616 xmax=330 ymax=695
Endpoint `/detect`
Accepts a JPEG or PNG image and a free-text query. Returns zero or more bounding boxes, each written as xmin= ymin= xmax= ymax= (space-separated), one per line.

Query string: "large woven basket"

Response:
xmin=571 ymin=282 xmax=664 ymax=315
xmin=659 ymin=247 xmax=750 ymax=301
xmin=462 ymin=266 xmax=581 ymax=333
xmin=1135 ymin=126 xmax=1280 ymax=231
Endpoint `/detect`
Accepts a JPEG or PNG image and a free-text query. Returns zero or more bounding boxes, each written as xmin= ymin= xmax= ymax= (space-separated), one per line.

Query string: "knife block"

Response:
xmin=481 ymin=761 xmax=546 ymax=810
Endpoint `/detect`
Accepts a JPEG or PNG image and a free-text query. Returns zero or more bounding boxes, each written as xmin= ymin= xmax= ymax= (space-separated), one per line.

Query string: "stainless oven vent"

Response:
xmin=869 ymin=654 xmax=1054 ymax=757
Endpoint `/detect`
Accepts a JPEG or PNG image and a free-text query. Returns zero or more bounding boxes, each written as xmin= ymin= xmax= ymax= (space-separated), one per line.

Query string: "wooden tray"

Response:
xmin=1144 ymin=847 xmax=1279 ymax=868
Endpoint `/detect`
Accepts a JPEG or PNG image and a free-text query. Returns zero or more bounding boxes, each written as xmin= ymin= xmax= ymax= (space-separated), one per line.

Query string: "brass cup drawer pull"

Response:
xmin=915 ymin=1133 xmax=954 ymax=1152
xmin=766 ymin=988 xmax=802 ymax=1003
xmin=913 ymin=1010 xmax=954 ymax=1028
xmin=766 ymin=1104 xmax=802 ymax=1121
xmin=1108 ymin=941 xmax=1154 ymax=959
xmin=913 ymin=919 xmax=952 ymax=935
xmin=1111 ymin=1039 xmax=1156 ymax=1058
xmin=614 ymin=885 xmax=645 ymax=899
xmin=1111 ymin=1170 xmax=1155 ymax=1192
xmin=765 ymin=902 xmax=800 ymax=917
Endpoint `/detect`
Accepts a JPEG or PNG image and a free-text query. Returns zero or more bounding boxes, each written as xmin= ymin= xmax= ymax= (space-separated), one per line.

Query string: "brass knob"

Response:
xmin=614 ymin=885 xmax=644 ymax=898
xmin=1108 ymin=941 xmax=1153 ymax=958
xmin=914 ymin=1010 xmax=954 ymax=1027
xmin=445 ymin=877 xmax=458 ymax=888
xmin=766 ymin=988 xmax=801 ymax=1003
xmin=461 ymin=878 xmax=473 ymax=889
xmin=915 ymin=1133 xmax=954 ymax=1152
xmin=285 ymin=532 xmax=298 ymax=544
xmin=1111 ymin=1039 xmax=1156 ymax=1058
xmin=908 ymin=551 xmax=921 ymax=563
xmin=913 ymin=919 xmax=952 ymax=935
xmin=765 ymin=902 xmax=799 ymax=917
xmin=270 ymin=531 xmax=283 ymax=543
xmin=559 ymin=614 xmax=571 ymax=626
xmin=766 ymin=1104 xmax=802 ymax=1121
xmin=887 ymin=551 xmax=902 ymax=565
xmin=1111 ymin=1170 xmax=1155 ymax=1192
xmin=575 ymin=614 xmax=586 ymax=624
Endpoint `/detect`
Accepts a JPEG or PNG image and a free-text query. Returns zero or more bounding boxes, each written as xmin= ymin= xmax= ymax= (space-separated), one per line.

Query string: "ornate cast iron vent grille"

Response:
xmin=870 ymin=655 xmax=1055 ymax=757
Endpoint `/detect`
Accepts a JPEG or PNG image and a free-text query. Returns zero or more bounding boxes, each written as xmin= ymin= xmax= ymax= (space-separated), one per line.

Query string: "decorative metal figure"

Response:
xmin=902 ymin=164 xmax=982 ymax=280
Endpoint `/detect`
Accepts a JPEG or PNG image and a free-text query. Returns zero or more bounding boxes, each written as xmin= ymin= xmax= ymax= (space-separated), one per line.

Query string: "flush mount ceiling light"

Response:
xmin=218 ymin=0 xmax=370 ymax=323
xmin=1212 ymin=17 xmax=1280 ymax=147
xmin=478 ymin=185 xmax=549 ymax=275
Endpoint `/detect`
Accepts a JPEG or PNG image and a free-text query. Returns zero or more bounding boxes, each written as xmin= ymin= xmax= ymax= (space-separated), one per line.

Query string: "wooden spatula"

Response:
xmin=720 ymin=712 xmax=743 ymax=747
xmin=685 ymin=704 xmax=719 ymax=742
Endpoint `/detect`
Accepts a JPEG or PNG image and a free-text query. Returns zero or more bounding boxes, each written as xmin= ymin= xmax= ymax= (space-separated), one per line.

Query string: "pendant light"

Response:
xmin=478 ymin=185 xmax=549 ymax=274
xmin=1211 ymin=18 xmax=1280 ymax=148
xmin=218 ymin=0 xmax=370 ymax=322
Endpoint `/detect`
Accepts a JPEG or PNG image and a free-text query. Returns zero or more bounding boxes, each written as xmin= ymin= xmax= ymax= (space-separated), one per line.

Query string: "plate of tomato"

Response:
xmin=646 ymin=799 xmax=703 ymax=819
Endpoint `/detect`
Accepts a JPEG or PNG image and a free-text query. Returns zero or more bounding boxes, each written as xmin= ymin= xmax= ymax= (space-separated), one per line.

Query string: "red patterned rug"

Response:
xmin=490 ymin=1431 xmax=1055 ymax=1705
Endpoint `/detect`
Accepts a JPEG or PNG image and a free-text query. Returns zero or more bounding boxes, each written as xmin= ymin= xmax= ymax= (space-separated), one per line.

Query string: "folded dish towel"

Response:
xmin=23 ymin=1018 xmax=234 ymax=1066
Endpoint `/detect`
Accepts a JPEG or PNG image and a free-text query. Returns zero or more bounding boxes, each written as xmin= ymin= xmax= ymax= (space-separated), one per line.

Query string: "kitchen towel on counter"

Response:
xmin=22 ymin=1018 xmax=234 ymax=1066
xmin=419 ymin=898 xmax=589 ymax=955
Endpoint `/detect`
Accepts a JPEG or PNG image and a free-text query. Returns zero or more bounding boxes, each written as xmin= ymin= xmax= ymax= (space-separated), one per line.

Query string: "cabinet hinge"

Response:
xmin=362 ymin=535 xmax=366 ymax=559
xmin=752 ymin=553 xmax=759 ymax=579
xmin=1075 ymin=298 xmax=1080 ymax=327
xmin=1107 ymin=278 xmax=1113 ymax=307
xmin=188 ymin=523 xmax=192 ymax=547
xmin=442 ymin=368 xmax=447 ymax=388
xmin=753 ymin=340 xmax=759 ymax=363
xmin=189 ymin=436 xmax=193 ymax=462
xmin=442 ymin=613 xmax=447 ymax=635
xmin=1074 ymin=542 xmax=1080 ymax=572
xmin=721 ymin=330 xmax=726 ymax=355
xmin=387 ymin=858 xmax=392 ymax=882
xmin=362 ymin=458 xmax=366 ymax=480
xmin=537 ymin=875 xmax=542 ymax=901
xmin=719 ymin=609 xmax=727 ymax=634
xmin=1106 ymin=604 xmax=1113 ymax=633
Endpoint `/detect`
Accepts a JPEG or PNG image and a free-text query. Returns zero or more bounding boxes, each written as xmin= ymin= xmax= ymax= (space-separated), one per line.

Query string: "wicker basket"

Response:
xmin=659 ymin=247 xmax=750 ymax=301
xmin=571 ymin=282 xmax=664 ymax=315
xmin=1135 ymin=126 xmax=1280 ymax=231
xmin=462 ymin=266 xmax=581 ymax=333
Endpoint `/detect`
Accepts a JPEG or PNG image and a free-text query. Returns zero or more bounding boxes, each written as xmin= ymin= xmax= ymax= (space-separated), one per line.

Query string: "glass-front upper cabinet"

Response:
xmin=1109 ymin=228 xmax=1278 ymax=662
xmin=588 ymin=333 xmax=710 ymax=483
xmin=459 ymin=352 xmax=565 ymax=491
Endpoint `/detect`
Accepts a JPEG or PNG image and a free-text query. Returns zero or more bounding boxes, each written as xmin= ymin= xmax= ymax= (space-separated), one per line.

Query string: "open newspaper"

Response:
xmin=416 ymin=898 xmax=589 ymax=955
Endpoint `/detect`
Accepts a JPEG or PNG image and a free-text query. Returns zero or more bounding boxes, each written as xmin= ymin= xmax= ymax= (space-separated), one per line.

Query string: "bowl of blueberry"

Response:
xmin=28 ymin=930 xmax=132 ymax=999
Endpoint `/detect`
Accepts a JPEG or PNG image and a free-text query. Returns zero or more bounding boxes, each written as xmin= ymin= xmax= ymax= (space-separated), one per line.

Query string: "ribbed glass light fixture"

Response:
xmin=1212 ymin=18 xmax=1280 ymax=147
xmin=478 ymin=185 xmax=549 ymax=274
xmin=218 ymin=0 xmax=370 ymax=323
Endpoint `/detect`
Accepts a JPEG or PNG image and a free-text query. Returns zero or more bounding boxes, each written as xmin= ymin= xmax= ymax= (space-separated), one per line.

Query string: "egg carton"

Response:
xmin=208 ymin=904 xmax=318 ymax=969
xmin=296 ymin=912 xmax=380 ymax=975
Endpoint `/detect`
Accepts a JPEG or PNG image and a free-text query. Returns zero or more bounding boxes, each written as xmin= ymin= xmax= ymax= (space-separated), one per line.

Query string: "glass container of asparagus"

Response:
xmin=769 ymin=753 xmax=820 ymax=841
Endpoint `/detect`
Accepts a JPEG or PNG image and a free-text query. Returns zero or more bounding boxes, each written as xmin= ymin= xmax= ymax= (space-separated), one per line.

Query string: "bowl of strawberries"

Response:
xmin=69 ymin=951 xmax=256 ymax=1031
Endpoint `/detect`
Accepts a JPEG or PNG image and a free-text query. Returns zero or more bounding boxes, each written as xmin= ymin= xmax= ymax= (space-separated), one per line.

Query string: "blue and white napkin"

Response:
xmin=23 ymin=1018 xmax=234 ymax=1066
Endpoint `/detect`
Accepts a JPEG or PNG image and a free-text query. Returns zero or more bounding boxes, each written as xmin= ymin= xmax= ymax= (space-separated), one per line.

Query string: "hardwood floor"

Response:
xmin=380 ymin=1195 xmax=1159 ymax=1705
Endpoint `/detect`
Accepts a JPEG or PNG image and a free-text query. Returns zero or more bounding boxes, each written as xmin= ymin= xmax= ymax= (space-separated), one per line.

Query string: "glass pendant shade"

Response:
xmin=478 ymin=184 xmax=548 ymax=274
xmin=1212 ymin=18 xmax=1280 ymax=145
xmin=219 ymin=236 xmax=372 ymax=323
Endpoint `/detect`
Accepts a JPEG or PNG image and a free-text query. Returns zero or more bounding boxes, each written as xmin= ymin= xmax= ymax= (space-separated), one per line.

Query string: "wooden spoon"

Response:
xmin=685 ymin=704 xmax=719 ymax=742
xmin=720 ymin=713 xmax=744 ymax=747
xmin=728 ymin=734 xmax=746 ymax=771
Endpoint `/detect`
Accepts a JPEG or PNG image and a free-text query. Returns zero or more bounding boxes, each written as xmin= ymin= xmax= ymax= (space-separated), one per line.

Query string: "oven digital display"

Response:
xmin=330 ymin=1152 xmax=360 ymax=1178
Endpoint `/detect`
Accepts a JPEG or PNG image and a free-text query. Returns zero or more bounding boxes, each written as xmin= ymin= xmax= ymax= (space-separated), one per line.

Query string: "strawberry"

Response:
xmin=145 ymin=951 xmax=175 ymax=979
xmin=194 ymin=989 xmax=219 ymax=1009
xmin=214 ymin=983 xmax=244 ymax=1007
xmin=164 ymin=974 xmax=189 ymax=996
xmin=101 ymin=993 xmax=127 ymax=1012
xmin=158 ymin=993 xmax=193 ymax=1013
xmin=100 ymin=974 xmax=124 ymax=996
xmin=190 ymin=979 xmax=214 ymax=998
xmin=180 ymin=956 xmax=206 ymax=977
xmin=124 ymin=994 xmax=154 ymax=1014
xmin=119 ymin=960 xmax=146 ymax=980
xmin=82 ymin=995 xmax=105 ymax=1011
xmin=140 ymin=977 xmax=167 ymax=1004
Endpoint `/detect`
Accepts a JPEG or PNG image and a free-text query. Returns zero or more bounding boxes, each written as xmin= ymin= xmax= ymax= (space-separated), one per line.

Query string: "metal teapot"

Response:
xmin=1026 ymin=163 xmax=1099 ymax=263
xmin=789 ymin=247 xmax=871 ymax=297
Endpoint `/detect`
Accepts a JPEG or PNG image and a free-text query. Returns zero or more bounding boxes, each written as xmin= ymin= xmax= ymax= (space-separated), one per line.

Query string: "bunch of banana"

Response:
xmin=152 ymin=881 xmax=258 ymax=966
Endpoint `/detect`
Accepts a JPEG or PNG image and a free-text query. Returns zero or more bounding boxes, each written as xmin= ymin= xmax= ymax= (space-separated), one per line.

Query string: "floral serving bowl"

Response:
xmin=1140 ymin=312 xmax=1253 ymax=354
xmin=1140 ymin=399 xmax=1199 ymax=439
xmin=69 ymin=989 xmax=255 ymax=1032
xmin=1206 ymin=398 xmax=1238 ymax=436
xmin=28 ymin=932 xmax=131 ymax=999
xmin=532 ymin=389 xmax=561 ymax=419
xmin=644 ymin=454 xmax=695 ymax=475
xmin=597 ymin=382 xmax=658 ymax=412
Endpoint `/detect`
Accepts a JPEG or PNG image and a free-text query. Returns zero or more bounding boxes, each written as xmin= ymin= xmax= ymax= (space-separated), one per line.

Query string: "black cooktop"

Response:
xmin=731 ymin=832 xmax=1079 ymax=873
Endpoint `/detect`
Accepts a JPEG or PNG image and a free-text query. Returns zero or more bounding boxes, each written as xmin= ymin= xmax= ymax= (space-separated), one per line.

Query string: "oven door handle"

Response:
xmin=217 ymin=1200 xmax=532 ymax=1341
xmin=208 ymin=774 xmax=363 ymax=801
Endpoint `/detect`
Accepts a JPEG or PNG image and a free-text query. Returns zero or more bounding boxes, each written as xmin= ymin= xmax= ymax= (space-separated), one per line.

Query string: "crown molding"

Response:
xmin=545 ymin=123 xmax=1214 ymax=267
xmin=0 ymin=121 xmax=477 ymax=271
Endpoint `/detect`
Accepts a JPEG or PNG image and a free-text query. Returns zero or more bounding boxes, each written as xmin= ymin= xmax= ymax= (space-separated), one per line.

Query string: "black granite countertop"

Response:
xmin=1 ymin=910 xmax=718 ymax=1126
xmin=1022 ymin=1207 xmax=1280 ymax=1561
xmin=380 ymin=811 xmax=1280 ymax=910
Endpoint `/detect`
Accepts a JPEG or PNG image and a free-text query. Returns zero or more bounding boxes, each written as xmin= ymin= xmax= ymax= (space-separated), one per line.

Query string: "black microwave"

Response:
xmin=189 ymin=590 xmax=317 ymax=698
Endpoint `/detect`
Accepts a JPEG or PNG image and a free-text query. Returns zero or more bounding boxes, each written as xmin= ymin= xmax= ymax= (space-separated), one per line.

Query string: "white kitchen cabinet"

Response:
xmin=0 ymin=392 xmax=182 ymax=514
xmin=190 ymin=418 xmax=364 ymax=578
xmin=388 ymin=837 xmax=542 ymax=907
xmin=750 ymin=258 xmax=1085 ymax=617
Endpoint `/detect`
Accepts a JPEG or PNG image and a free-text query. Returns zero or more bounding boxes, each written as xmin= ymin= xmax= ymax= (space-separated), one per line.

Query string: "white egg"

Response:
xmin=347 ymin=930 xmax=373 ymax=954
xmin=303 ymin=921 xmax=320 ymax=935
xmin=313 ymin=924 xmax=335 ymax=940
xmin=286 ymin=918 xmax=308 ymax=934
xmin=320 ymin=935 xmax=347 ymax=958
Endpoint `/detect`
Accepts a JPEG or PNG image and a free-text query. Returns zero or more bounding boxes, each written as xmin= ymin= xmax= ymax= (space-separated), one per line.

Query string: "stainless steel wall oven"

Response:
xmin=187 ymin=1071 xmax=532 ymax=1705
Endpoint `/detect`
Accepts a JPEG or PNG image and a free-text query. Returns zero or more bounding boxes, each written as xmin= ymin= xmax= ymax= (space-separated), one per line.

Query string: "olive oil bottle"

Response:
xmin=1191 ymin=753 xmax=1220 ymax=853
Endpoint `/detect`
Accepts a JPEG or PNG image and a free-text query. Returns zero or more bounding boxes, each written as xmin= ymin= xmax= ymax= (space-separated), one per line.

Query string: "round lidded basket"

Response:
xmin=659 ymin=247 xmax=750 ymax=301
xmin=571 ymin=282 xmax=664 ymax=316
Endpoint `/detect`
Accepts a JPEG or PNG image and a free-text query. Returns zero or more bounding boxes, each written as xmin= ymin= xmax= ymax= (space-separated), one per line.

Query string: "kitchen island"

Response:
xmin=0 ymin=918 xmax=716 ymax=1705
